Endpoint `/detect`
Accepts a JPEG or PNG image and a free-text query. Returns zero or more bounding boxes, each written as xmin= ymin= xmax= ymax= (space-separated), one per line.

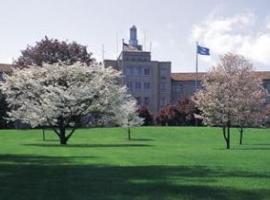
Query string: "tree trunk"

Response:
xmin=222 ymin=126 xmax=228 ymax=149
xmin=226 ymin=122 xmax=231 ymax=149
xmin=42 ymin=129 xmax=45 ymax=141
xmin=59 ymin=127 xmax=67 ymax=145
xmin=239 ymin=127 xmax=243 ymax=145
xmin=128 ymin=127 xmax=131 ymax=140
xmin=222 ymin=126 xmax=227 ymax=142
xmin=222 ymin=124 xmax=231 ymax=149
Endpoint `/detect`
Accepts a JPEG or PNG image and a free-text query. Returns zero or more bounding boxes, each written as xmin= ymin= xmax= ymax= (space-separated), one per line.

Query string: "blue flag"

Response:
xmin=197 ymin=45 xmax=210 ymax=55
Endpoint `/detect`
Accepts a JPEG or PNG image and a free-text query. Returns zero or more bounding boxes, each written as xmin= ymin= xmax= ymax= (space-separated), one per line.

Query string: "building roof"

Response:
xmin=0 ymin=63 xmax=14 ymax=73
xmin=171 ymin=71 xmax=270 ymax=81
xmin=123 ymin=43 xmax=143 ymax=52
xmin=253 ymin=71 xmax=270 ymax=80
xmin=171 ymin=72 xmax=206 ymax=81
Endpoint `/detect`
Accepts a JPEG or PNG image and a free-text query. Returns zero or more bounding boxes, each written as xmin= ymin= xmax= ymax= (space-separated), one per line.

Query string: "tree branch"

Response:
xmin=46 ymin=118 xmax=60 ymax=137
xmin=66 ymin=127 xmax=77 ymax=140
xmin=222 ymin=126 xmax=228 ymax=142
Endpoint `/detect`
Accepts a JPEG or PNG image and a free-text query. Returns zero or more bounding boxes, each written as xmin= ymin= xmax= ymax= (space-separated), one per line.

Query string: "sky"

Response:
xmin=1 ymin=0 xmax=270 ymax=72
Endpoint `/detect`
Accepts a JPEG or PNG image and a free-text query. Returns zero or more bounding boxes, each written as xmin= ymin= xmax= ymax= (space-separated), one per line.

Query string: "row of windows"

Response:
xmin=125 ymin=56 xmax=149 ymax=62
xmin=136 ymin=96 xmax=150 ymax=106
xmin=267 ymin=83 xmax=270 ymax=91
xmin=125 ymin=67 xmax=150 ymax=76
xmin=160 ymin=97 xmax=168 ymax=107
xmin=127 ymin=81 xmax=151 ymax=90
xmin=173 ymin=84 xmax=184 ymax=93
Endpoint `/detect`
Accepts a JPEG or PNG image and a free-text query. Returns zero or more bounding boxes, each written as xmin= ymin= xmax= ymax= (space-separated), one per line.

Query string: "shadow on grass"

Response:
xmin=215 ymin=146 xmax=270 ymax=151
xmin=232 ymin=145 xmax=270 ymax=150
xmin=230 ymin=144 xmax=270 ymax=150
xmin=233 ymin=147 xmax=270 ymax=150
xmin=23 ymin=143 xmax=153 ymax=148
xmin=0 ymin=154 xmax=269 ymax=200
xmin=0 ymin=154 xmax=96 ymax=165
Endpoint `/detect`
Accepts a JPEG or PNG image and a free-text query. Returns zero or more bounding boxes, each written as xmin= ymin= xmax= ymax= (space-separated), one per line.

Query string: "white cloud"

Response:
xmin=191 ymin=13 xmax=270 ymax=66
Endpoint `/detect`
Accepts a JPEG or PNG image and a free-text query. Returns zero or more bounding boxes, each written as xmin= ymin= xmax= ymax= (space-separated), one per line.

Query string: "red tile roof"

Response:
xmin=171 ymin=71 xmax=270 ymax=81
xmin=171 ymin=72 xmax=206 ymax=81
xmin=253 ymin=71 xmax=270 ymax=80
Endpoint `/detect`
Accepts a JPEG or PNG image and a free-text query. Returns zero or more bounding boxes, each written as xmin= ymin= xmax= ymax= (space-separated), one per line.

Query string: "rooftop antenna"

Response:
xmin=116 ymin=33 xmax=119 ymax=59
xmin=150 ymin=41 xmax=152 ymax=52
xmin=102 ymin=44 xmax=105 ymax=63
xmin=144 ymin=31 xmax=146 ymax=50
xmin=122 ymin=38 xmax=125 ymax=51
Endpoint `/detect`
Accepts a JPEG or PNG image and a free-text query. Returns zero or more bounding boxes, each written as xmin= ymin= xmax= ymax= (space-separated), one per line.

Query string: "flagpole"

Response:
xmin=195 ymin=41 xmax=198 ymax=91
xmin=195 ymin=41 xmax=199 ymax=127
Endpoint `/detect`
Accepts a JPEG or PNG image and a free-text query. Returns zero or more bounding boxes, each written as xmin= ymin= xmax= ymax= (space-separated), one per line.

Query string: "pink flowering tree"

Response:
xmin=193 ymin=53 xmax=267 ymax=149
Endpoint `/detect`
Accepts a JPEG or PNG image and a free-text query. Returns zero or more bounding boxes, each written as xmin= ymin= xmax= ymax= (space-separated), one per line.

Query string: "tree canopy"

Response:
xmin=193 ymin=53 xmax=267 ymax=149
xmin=1 ymin=62 xmax=140 ymax=144
xmin=15 ymin=36 xmax=93 ymax=67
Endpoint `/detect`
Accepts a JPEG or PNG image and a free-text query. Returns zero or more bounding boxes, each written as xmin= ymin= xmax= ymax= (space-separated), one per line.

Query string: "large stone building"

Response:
xmin=104 ymin=25 xmax=171 ymax=113
xmin=105 ymin=26 xmax=270 ymax=113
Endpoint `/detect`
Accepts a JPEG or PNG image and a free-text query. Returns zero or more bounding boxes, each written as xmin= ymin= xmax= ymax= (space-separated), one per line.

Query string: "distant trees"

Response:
xmin=156 ymin=105 xmax=179 ymax=126
xmin=15 ymin=36 xmax=93 ymax=67
xmin=0 ymin=93 xmax=10 ymax=128
xmin=1 ymin=62 xmax=140 ymax=145
xmin=155 ymin=98 xmax=201 ymax=126
xmin=137 ymin=106 xmax=154 ymax=125
xmin=263 ymin=105 xmax=270 ymax=128
xmin=193 ymin=53 xmax=268 ymax=149
xmin=176 ymin=99 xmax=201 ymax=126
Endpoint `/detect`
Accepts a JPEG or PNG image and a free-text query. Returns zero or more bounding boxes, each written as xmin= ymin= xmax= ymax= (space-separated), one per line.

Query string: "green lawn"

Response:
xmin=0 ymin=127 xmax=269 ymax=200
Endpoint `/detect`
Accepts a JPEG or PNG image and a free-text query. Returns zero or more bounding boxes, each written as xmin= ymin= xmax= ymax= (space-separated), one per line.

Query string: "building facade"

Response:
xmin=105 ymin=26 xmax=270 ymax=113
xmin=104 ymin=26 xmax=171 ymax=113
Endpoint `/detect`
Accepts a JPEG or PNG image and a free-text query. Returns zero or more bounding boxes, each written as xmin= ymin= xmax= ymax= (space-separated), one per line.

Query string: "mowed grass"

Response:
xmin=0 ymin=127 xmax=270 ymax=200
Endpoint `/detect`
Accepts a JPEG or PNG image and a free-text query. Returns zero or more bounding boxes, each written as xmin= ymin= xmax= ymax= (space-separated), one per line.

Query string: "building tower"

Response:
xmin=129 ymin=25 xmax=138 ymax=47
xmin=104 ymin=25 xmax=171 ymax=113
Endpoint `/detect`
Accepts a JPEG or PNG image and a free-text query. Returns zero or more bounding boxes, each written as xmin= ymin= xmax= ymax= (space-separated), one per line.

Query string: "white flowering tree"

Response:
xmin=1 ymin=62 xmax=140 ymax=144
xmin=113 ymin=98 xmax=143 ymax=140
xmin=193 ymin=53 xmax=267 ymax=149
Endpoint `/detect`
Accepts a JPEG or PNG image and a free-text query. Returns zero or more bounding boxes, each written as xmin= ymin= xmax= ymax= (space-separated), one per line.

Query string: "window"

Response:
xmin=175 ymin=84 xmax=183 ymax=93
xmin=136 ymin=67 xmax=142 ymax=75
xmin=136 ymin=97 xmax=141 ymax=105
xmin=160 ymin=68 xmax=167 ymax=79
xmin=126 ymin=67 xmax=134 ymax=75
xmin=144 ymin=82 xmax=150 ymax=89
xmin=135 ymin=82 xmax=141 ymax=90
xmin=160 ymin=97 xmax=166 ymax=107
xmin=160 ymin=82 xmax=166 ymax=91
xmin=267 ymin=83 xmax=270 ymax=92
xmin=144 ymin=68 xmax=150 ymax=75
xmin=144 ymin=97 xmax=150 ymax=106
